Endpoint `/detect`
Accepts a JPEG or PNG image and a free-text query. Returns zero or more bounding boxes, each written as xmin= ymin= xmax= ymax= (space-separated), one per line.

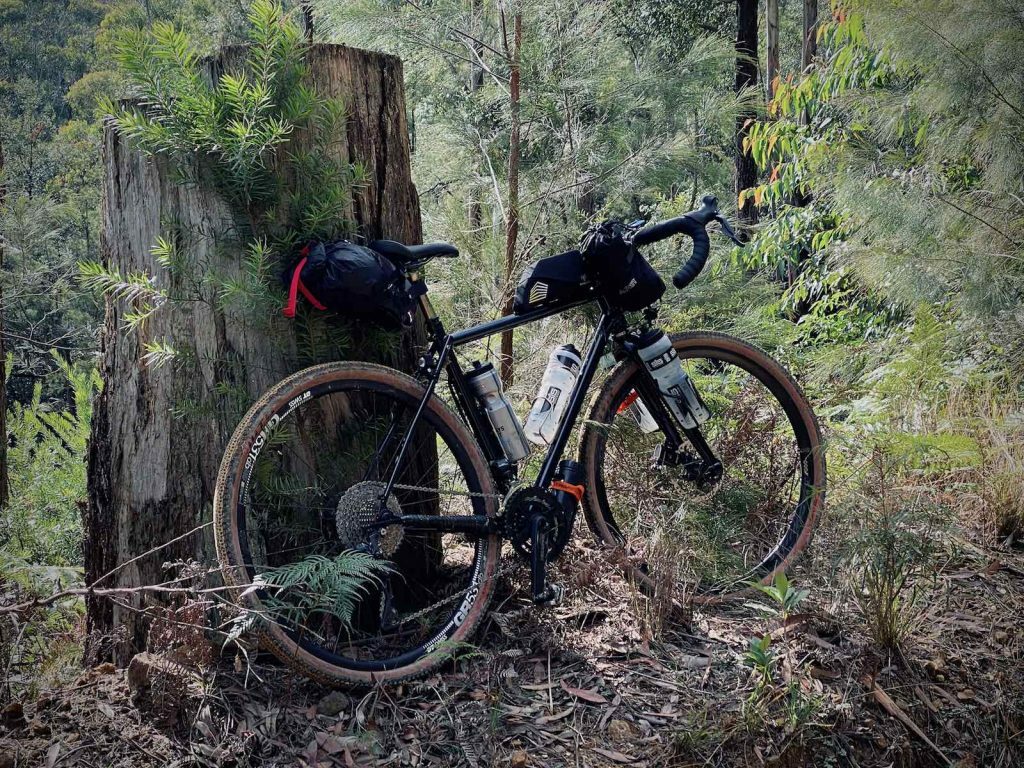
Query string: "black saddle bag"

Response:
xmin=283 ymin=241 xmax=417 ymax=329
xmin=581 ymin=221 xmax=665 ymax=311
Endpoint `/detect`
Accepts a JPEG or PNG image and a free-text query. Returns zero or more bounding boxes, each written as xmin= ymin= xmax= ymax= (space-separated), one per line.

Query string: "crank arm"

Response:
xmin=530 ymin=514 xmax=557 ymax=604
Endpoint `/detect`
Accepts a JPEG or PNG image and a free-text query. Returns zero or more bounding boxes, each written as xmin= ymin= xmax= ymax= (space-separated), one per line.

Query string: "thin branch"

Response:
xmin=1 ymin=522 xmax=215 ymax=615
xmin=934 ymin=193 xmax=1021 ymax=248
xmin=917 ymin=19 xmax=1024 ymax=122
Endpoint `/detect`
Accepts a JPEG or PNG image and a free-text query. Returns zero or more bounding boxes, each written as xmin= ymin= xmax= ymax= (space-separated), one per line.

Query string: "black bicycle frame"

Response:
xmin=372 ymin=291 xmax=601 ymax=531
xmin=378 ymin=286 xmax=691 ymax=538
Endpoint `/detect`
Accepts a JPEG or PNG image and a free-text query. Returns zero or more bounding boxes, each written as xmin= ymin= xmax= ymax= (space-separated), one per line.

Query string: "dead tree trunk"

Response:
xmin=85 ymin=45 xmax=427 ymax=664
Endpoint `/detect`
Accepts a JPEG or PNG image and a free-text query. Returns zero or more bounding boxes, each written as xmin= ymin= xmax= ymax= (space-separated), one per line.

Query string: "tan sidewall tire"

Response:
xmin=213 ymin=362 xmax=500 ymax=687
xmin=578 ymin=331 xmax=826 ymax=600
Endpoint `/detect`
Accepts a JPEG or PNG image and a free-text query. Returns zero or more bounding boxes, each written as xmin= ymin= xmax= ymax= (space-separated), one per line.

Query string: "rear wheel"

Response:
xmin=579 ymin=332 xmax=825 ymax=599
xmin=214 ymin=362 xmax=500 ymax=687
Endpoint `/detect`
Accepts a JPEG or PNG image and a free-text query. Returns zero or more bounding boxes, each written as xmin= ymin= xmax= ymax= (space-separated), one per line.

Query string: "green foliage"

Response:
xmin=743 ymin=633 xmax=776 ymax=687
xmin=247 ymin=551 xmax=393 ymax=628
xmin=742 ymin=1 xmax=1023 ymax=357
xmin=842 ymin=450 xmax=950 ymax=650
xmin=2 ymin=352 xmax=100 ymax=567
xmin=107 ymin=0 xmax=357 ymax=243
xmin=77 ymin=259 xmax=168 ymax=330
xmin=752 ymin=572 xmax=810 ymax=620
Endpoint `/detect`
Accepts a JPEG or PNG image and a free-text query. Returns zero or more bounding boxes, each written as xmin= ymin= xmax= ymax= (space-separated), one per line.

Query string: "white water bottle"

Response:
xmin=635 ymin=330 xmax=711 ymax=429
xmin=465 ymin=361 xmax=531 ymax=462
xmin=625 ymin=395 xmax=660 ymax=434
xmin=524 ymin=344 xmax=582 ymax=445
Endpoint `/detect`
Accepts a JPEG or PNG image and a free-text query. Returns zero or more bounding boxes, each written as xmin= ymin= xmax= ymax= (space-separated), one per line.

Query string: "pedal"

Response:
xmin=536 ymin=583 xmax=565 ymax=607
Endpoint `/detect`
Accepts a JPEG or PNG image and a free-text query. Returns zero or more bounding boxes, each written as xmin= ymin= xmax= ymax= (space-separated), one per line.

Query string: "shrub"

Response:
xmin=843 ymin=448 xmax=950 ymax=650
xmin=1 ymin=352 xmax=99 ymax=567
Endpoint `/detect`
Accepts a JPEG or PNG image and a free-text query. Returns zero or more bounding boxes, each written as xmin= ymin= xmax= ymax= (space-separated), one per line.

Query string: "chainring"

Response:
xmin=503 ymin=487 xmax=573 ymax=563
xmin=335 ymin=481 xmax=404 ymax=557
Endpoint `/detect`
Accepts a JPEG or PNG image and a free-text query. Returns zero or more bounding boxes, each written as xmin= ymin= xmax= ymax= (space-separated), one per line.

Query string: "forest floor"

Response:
xmin=2 ymin=536 xmax=1022 ymax=768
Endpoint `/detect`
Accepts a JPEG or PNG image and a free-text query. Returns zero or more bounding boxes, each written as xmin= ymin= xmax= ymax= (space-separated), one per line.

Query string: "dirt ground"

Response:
xmin=2 ymin=537 xmax=1022 ymax=768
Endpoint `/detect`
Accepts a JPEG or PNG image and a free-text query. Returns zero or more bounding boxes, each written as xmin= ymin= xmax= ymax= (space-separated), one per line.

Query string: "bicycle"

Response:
xmin=213 ymin=195 xmax=826 ymax=686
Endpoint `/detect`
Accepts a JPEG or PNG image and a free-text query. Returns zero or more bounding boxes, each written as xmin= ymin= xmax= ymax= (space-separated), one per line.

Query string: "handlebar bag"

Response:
xmin=581 ymin=221 xmax=665 ymax=311
xmin=282 ymin=241 xmax=416 ymax=329
xmin=513 ymin=249 xmax=594 ymax=314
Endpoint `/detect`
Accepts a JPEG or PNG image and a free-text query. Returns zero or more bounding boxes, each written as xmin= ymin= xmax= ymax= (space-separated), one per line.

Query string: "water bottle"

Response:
xmin=635 ymin=330 xmax=711 ymax=429
xmin=624 ymin=394 xmax=660 ymax=434
xmin=464 ymin=361 xmax=531 ymax=462
xmin=524 ymin=344 xmax=582 ymax=445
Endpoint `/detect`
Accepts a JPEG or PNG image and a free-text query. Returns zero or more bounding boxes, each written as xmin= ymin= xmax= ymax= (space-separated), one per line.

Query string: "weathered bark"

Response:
xmin=85 ymin=45 xmax=427 ymax=664
xmin=0 ymin=138 xmax=8 ymax=510
xmin=802 ymin=0 xmax=819 ymax=72
xmin=790 ymin=0 xmax=821 ymax=310
xmin=766 ymin=0 xmax=780 ymax=100
xmin=467 ymin=0 xmax=485 ymax=247
xmin=499 ymin=12 xmax=522 ymax=388
xmin=735 ymin=0 xmax=759 ymax=227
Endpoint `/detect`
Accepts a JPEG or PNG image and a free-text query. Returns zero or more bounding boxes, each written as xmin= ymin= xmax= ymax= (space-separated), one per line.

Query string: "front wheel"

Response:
xmin=579 ymin=331 xmax=825 ymax=600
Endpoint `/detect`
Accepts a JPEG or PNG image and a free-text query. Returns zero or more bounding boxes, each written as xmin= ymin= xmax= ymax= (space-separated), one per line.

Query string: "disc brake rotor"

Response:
xmin=336 ymin=481 xmax=404 ymax=557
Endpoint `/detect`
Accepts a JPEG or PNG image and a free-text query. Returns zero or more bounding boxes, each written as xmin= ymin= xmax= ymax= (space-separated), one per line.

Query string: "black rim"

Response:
xmin=231 ymin=376 xmax=494 ymax=672
xmin=591 ymin=342 xmax=821 ymax=593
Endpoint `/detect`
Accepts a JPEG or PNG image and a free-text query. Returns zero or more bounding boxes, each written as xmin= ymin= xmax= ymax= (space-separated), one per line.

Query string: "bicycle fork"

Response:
xmin=632 ymin=355 xmax=723 ymax=486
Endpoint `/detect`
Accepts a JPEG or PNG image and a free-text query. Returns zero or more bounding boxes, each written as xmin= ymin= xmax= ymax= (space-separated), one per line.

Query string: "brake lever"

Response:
xmin=715 ymin=214 xmax=744 ymax=246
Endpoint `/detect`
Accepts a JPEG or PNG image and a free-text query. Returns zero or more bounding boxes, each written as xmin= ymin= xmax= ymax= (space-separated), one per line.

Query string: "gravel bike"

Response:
xmin=213 ymin=195 xmax=826 ymax=686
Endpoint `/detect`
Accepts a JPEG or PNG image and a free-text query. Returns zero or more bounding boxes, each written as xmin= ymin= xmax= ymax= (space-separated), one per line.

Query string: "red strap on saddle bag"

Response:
xmin=283 ymin=247 xmax=327 ymax=318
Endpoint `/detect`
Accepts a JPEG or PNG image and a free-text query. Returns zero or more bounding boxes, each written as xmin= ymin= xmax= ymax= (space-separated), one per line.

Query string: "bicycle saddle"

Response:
xmin=369 ymin=240 xmax=459 ymax=264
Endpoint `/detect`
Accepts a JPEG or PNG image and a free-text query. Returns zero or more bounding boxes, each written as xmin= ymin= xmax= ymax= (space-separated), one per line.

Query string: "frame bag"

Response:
xmin=581 ymin=221 xmax=665 ymax=311
xmin=513 ymin=249 xmax=593 ymax=314
xmin=283 ymin=241 xmax=417 ymax=329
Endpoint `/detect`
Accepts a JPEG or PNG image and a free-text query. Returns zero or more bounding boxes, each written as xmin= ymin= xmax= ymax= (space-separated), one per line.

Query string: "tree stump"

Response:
xmin=85 ymin=44 xmax=431 ymax=664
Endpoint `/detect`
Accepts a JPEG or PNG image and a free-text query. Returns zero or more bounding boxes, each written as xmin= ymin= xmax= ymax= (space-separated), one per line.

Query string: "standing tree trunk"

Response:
xmin=301 ymin=2 xmax=315 ymax=41
xmin=84 ymin=45 xmax=427 ymax=664
xmin=766 ymin=0 xmax=780 ymax=100
xmin=789 ymin=0 xmax=820 ymax=310
xmin=735 ymin=0 xmax=759 ymax=226
xmin=0 ymin=138 xmax=8 ymax=510
xmin=802 ymin=0 xmax=819 ymax=72
xmin=499 ymin=12 xmax=522 ymax=387
xmin=467 ymin=0 xmax=485 ymax=252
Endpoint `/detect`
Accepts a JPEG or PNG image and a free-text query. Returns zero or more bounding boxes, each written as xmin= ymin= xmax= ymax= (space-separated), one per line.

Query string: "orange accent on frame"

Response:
xmin=550 ymin=480 xmax=584 ymax=503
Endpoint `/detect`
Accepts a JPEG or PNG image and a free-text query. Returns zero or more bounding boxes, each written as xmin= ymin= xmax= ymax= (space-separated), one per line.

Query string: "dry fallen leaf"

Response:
xmin=861 ymin=675 xmax=951 ymax=765
xmin=520 ymin=682 xmax=558 ymax=691
xmin=560 ymin=679 xmax=608 ymax=705
xmin=535 ymin=706 xmax=574 ymax=725
xmin=593 ymin=746 xmax=637 ymax=764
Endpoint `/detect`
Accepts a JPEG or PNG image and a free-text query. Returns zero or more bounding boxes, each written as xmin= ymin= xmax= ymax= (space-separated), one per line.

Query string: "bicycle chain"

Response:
xmin=381 ymin=481 xmax=514 ymax=628
xmin=390 ymin=481 xmax=507 ymax=501
xmin=390 ymin=559 xmax=518 ymax=627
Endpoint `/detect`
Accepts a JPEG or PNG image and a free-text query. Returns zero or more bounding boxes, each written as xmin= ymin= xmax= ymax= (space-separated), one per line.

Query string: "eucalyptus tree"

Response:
xmin=316 ymin=0 xmax=738 ymax=382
